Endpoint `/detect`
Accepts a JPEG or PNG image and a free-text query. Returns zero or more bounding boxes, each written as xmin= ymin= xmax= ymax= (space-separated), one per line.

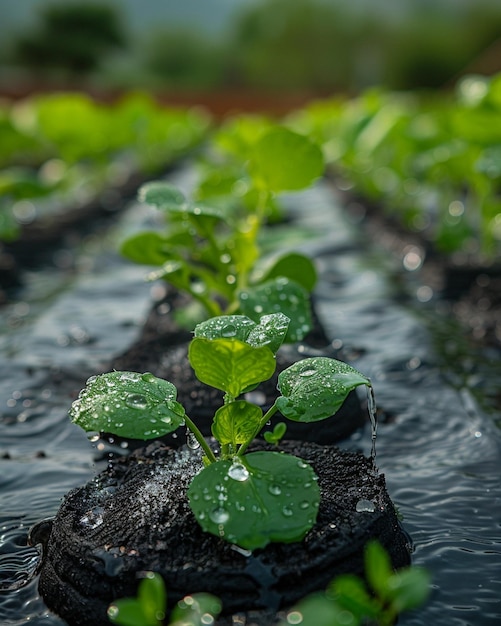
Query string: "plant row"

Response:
xmin=288 ymin=72 xmax=501 ymax=260
xmin=0 ymin=91 xmax=211 ymax=241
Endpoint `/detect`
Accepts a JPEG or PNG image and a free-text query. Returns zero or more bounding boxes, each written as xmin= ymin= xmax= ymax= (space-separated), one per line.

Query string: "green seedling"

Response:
xmin=70 ymin=313 xmax=372 ymax=550
xmin=121 ymin=125 xmax=324 ymax=341
xmin=107 ymin=543 xmax=429 ymax=626
xmin=108 ymin=572 xmax=221 ymax=626
xmin=281 ymin=541 xmax=431 ymax=626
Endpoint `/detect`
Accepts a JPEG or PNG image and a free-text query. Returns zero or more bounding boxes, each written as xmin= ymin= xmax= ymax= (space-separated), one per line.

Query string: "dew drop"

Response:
xmin=228 ymin=461 xmax=249 ymax=482
xmin=87 ymin=431 xmax=100 ymax=443
xmin=209 ymin=507 xmax=230 ymax=524
xmin=356 ymin=499 xmax=375 ymax=513
xmin=299 ymin=369 xmax=316 ymax=377
xmin=141 ymin=372 xmax=156 ymax=383
xmin=282 ymin=506 xmax=293 ymax=517
xmin=268 ymin=484 xmax=282 ymax=496
xmin=125 ymin=394 xmax=148 ymax=410
xmin=221 ymin=324 xmax=237 ymax=338
xmin=186 ymin=431 xmax=201 ymax=450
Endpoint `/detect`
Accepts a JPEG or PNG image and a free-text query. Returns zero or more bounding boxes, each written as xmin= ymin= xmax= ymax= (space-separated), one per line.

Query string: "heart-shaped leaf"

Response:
xmin=212 ymin=400 xmax=262 ymax=447
xmin=276 ymin=357 xmax=371 ymax=422
xmin=251 ymin=128 xmax=324 ymax=192
xmin=70 ymin=371 xmax=185 ymax=439
xmin=187 ymin=451 xmax=320 ymax=550
xmin=188 ymin=337 xmax=276 ymax=398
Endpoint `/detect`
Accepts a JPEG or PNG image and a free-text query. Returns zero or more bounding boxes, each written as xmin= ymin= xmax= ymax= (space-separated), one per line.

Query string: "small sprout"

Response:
xmin=263 ymin=421 xmax=287 ymax=446
xmin=70 ymin=312 xmax=372 ymax=550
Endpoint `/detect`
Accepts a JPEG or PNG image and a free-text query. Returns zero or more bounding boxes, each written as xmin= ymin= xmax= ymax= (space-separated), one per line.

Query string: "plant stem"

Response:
xmin=183 ymin=414 xmax=217 ymax=463
xmin=237 ymin=402 xmax=279 ymax=456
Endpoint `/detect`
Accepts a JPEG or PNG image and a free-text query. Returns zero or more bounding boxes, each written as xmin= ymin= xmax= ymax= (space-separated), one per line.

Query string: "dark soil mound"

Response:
xmin=36 ymin=440 xmax=411 ymax=626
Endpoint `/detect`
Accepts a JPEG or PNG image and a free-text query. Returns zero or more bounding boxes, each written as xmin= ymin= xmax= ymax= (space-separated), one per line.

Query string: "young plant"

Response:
xmin=107 ymin=543 xmax=430 ymax=626
xmin=121 ymin=125 xmax=324 ymax=341
xmin=280 ymin=541 xmax=431 ymax=626
xmin=108 ymin=572 xmax=222 ymax=626
xmin=70 ymin=313 xmax=372 ymax=550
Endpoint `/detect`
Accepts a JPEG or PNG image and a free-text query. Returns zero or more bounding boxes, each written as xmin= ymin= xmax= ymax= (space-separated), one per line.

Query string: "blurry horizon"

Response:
xmin=0 ymin=0 xmax=500 ymax=99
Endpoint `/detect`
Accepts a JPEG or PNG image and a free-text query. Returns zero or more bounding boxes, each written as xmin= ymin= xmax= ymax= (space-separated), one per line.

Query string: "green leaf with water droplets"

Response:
xmin=139 ymin=181 xmax=186 ymax=209
xmin=238 ymin=277 xmax=312 ymax=342
xmin=251 ymin=128 xmax=324 ymax=192
xmin=108 ymin=572 xmax=166 ymax=626
xmin=188 ymin=337 xmax=276 ymax=398
xmin=246 ymin=312 xmax=290 ymax=353
xmin=212 ymin=400 xmax=262 ymax=447
xmin=187 ymin=451 xmax=320 ymax=550
xmin=194 ymin=313 xmax=290 ymax=355
xmin=255 ymin=252 xmax=317 ymax=293
xmin=276 ymin=357 xmax=371 ymax=422
xmin=194 ymin=315 xmax=257 ymax=342
xmin=170 ymin=593 xmax=222 ymax=626
xmin=70 ymin=371 xmax=185 ymax=439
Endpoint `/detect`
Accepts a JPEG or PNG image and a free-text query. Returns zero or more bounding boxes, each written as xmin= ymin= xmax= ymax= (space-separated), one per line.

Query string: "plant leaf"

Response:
xmin=239 ymin=277 xmax=312 ymax=342
xmin=254 ymin=252 xmax=317 ymax=292
xmin=120 ymin=232 xmax=171 ymax=266
xmin=70 ymin=371 xmax=185 ymax=439
xmin=251 ymin=128 xmax=324 ymax=192
xmin=138 ymin=181 xmax=186 ymax=209
xmin=194 ymin=315 xmax=257 ymax=342
xmin=108 ymin=573 xmax=166 ymax=626
xmin=246 ymin=312 xmax=290 ymax=353
xmin=188 ymin=337 xmax=276 ymax=397
xmin=279 ymin=593 xmax=358 ymax=626
xmin=211 ymin=400 xmax=262 ymax=447
xmin=276 ymin=357 xmax=370 ymax=422
xmin=187 ymin=451 xmax=320 ymax=550
xmin=170 ymin=593 xmax=222 ymax=626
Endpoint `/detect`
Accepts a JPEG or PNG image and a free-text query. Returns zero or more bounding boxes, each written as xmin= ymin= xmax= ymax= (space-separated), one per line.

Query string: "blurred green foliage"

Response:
xmin=0 ymin=92 xmax=211 ymax=241
xmin=5 ymin=0 xmax=501 ymax=92
xmin=289 ymin=72 xmax=501 ymax=258
xmin=13 ymin=3 xmax=125 ymax=75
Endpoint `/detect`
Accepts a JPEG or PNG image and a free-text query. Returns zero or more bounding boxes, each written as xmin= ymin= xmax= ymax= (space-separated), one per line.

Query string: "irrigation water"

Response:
xmin=1 ymin=169 xmax=500 ymax=625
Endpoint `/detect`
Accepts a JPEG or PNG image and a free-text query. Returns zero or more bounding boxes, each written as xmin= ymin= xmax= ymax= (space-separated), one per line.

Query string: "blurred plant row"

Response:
xmin=1 ymin=72 xmax=500 ymax=262
xmin=289 ymin=72 xmax=501 ymax=259
xmin=0 ymin=92 xmax=210 ymax=240
xmin=2 ymin=0 xmax=501 ymax=93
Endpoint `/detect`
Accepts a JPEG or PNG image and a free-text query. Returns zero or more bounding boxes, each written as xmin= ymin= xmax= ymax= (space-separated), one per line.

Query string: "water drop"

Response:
xmin=356 ymin=499 xmax=375 ymax=513
xmin=141 ymin=373 xmax=156 ymax=383
xmin=299 ymin=501 xmax=310 ymax=509
xmin=228 ymin=461 xmax=249 ymax=482
xmin=186 ymin=430 xmax=201 ymax=450
xmin=209 ymin=507 xmax=230 ymax=524
xmin=282 ymin=506 xmax=293 ymax=517
xmin=87 ymin=431 xmax=100 ymax=443
xmin=221 ymin=324 xmax=237 ymax=338
xmin=299 ymin=369 xmax=316 ymax=377
xmin=80 ymin=506 xmax=105 ymax=529
xmin=125 ymin=394 xmax=148 ymax=410
xmin=268 ymin=483 xmax=282 ymax=496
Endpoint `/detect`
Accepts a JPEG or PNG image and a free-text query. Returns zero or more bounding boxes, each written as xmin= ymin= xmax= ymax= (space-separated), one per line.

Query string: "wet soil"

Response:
xmin=37 ymin=440 xmax=410 ymax=626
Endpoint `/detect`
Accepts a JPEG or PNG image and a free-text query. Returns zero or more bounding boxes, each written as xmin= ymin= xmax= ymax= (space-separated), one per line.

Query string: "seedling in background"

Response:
xmin=70 ymin=313 xmax=372 ymax=551
xmin=121 ymin=126 xmax=324 ymax=342
xmin=108 ymin=572 xmax=222 ymax=626
xmin=107 ymin=542 xmax=430 ymax=626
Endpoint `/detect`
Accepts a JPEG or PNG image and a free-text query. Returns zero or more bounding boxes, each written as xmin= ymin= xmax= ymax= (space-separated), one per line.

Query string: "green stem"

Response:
xmin=237 ymin=402 xmax=279 ymax=457
xmin=183 ymin=414 xmax=217 ymax=464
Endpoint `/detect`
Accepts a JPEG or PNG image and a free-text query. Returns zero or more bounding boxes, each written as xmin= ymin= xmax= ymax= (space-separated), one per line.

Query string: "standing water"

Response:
xmin=1 ymin=174 xmax=500 ymax=625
